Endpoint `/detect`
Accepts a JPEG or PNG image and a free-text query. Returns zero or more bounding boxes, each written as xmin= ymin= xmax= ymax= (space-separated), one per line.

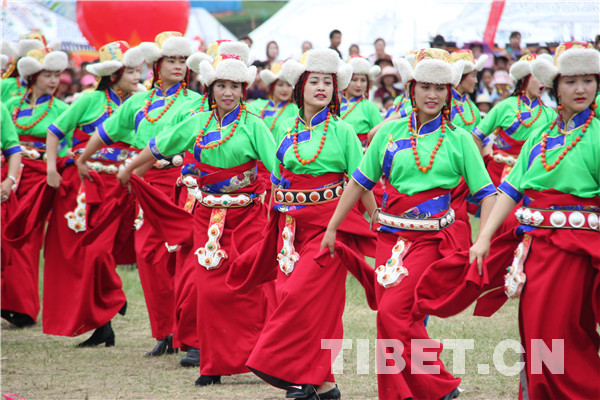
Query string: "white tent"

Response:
xmin=185 ymin=7 xmax=237 ymax=50
xmin=247 ymin=0 xmax=599 ymax=62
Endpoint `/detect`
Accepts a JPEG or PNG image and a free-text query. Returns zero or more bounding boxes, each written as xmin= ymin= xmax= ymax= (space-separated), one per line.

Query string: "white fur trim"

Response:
xmin=17 ymin=50 xmax=67 ymax=77
xmin=123 ymin=46 xmax=144 ymax=68
xmin=186 ymin=52 xmax=213 ymax=75
xmin=281 ymin=59 xmax=305 ymax=87
xmin=2 ymin=41 xmax=17 ymax=58
xmin=531 ymin=58 xmax=558 ymax=87
xmin=160 ymin=36 xmax=193 ymax=59
xmin=347 ymin=57 xmax=371 ymax=75
xmin=509 ymin=60 xmax=532 ymax=82
xmin=246 ymin=65 xmax=257 ymax=86
xmin=218 ymin=42 xmax=250 ymax=66
xmin=17 ymin=39 xmax=44 ymax=58
xmin=136 ymin=83 xmax=147 ymax=92
xmin=414 ymin=59 xmax=457 ymax=85
xmin=86 ymin=60 xmax=122 ymax=77
xmin=405 ymin=54 xmax=416 ymax=66
xmin=337 ymin=61 xmax=353 ymax=90
xmin=47 ymin=39 xmax=61 ymax=51
xmin=451 ymin=62 xmax=466 ymax=87
xmin=259 ymin=69 xmax=278 ymax=86
xmin=474 ymin=54 xmax=488 ymax=71
xmin=304 ymin=49 xmax=341 ymax=74
xmin=538 ymin=54 xmax=553 ymax=64
xmin=1 ymin=55 xmax=9 ymax=69
xmin=396 ymin=58 xmax=415 ymax=84
xmin=201 ymin=58 xmax=255 ymax=86
xmin=368 ymin=65 xmax=381 ymax=80
xmin=199 ymin=60 xmax=216 ymax=86
xmin=557 ymin=48 xmax=600 ymax=78
xmin=139 ymin=42 xmax=162 ymax=65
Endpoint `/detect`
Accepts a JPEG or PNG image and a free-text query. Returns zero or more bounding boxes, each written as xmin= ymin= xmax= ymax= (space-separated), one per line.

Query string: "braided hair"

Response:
xmin=152 ymin=57 xmax=190 ymax=94
xmin=293 ymin=71 xmax=341 ymax=116
xmin=510 ymin=74 xmax=530 ymax=97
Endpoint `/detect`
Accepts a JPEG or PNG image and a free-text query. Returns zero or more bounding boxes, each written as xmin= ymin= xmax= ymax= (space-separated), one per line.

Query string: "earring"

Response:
xmin=116 ymin=88 xmax=123 ymax=97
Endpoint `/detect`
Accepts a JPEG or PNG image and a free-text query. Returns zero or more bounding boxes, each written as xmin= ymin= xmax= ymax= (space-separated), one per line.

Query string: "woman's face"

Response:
xmin=414 ymin=81 xmax=448 ymax=119
xmin=272 ymin=79 xmax=292 ymax=103
xmin=382 ymin=75 xmax=396 ymax=87
xmin=303 ymin=72 xmax=334 ymax=111
xmin=212 ymin=79 xmax=243 ymax=115
xmin=557 ymin=74 xmax=597 ymax=117
xmin=457 ymin=71 xmax=478 ymax=94
xmin=116 ymin=66 xmax=142 ymax=94
xmin=267 ymin=42 xmax=279 ymax=60
xmin=525 ymin=75 xmax=544 ymax=99
xmin=34 ymin=70 xmax=61 ymax=96
xmin=346 ymin=74 xmax=367 ymax=97
xmin=482 ymin=71 xmax=493 ymax=88
xmin=159 ymin=56 xmax=187 ymax=85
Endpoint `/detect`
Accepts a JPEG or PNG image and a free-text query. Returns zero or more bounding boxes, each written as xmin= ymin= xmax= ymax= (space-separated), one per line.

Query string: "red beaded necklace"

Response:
xmin=143 ymin=84 xmax=182 ymax=123
xmin=341 ymin=96 xmax=363 ymax=119
xmin=198 ymin=92 xmax=208 ymax=113
xmin=292 ymin=112 xmax=330 ymax=165
xmin=261 ymin=101 xmax=290 ymax=131
xmin=516 ymin=95 xmax=542 ymax=128
xmin=12 ymin=91 xmax=53 ymax=130
xmin=408 ymin=111 xmax=446 ymax=173
xmin=540 ymin=108 xmax=594 ymax=172
xmin=452 ymin=98 xmax=476 ymax=125
xmin=195 ymin=105 xmax=245 ymax=150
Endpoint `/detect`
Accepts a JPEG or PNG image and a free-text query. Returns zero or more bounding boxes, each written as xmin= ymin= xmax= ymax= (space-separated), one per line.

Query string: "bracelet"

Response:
xmin=369 ymin=208 xmax=380 ymax=231
xmin=7 ymin=175 xmax=17 ymax=184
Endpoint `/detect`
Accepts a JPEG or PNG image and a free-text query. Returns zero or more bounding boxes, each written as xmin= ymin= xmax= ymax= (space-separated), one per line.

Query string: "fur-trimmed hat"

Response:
xmin=86 ymin=41 xmax=144 ymax=77
xmin=17 ymin=32 xmax=61 ymax=59
xmin=199 ymin=53 xmax=256 ymax=87
xmin=17 ymin=47 xmax=68 ymax=78
xmin=531 ymin=41 xmax=600 ymax=87
xmin=259 ymin=61 xmax=293 ymax=86
xmin=186 ymin=51 xmax=213 ymax=75
xmin=206 ymin=40 xmax=232 ymax=59
xmin=347 ymin=55 xmax=380 ymax=80
xmin=217 ymin=41 xmax=250 ymax=66
xmin=448 ymin=49 xmax=488 ymax=74
xmin=139 ymin=31 xmax=192 ymax=65
xmin=509 ymin=53 xmax=552 ymax=82
xmin=397 ymin=48 xmax=463 ymax=86
xmin=280 ymin=49 xmax=353 ymax=90
xmin=2 ymin=41 xmax=17 ymax=70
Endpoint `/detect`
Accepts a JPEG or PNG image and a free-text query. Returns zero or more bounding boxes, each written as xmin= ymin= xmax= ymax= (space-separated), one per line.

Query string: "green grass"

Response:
xmin=2 ymin=216 xmax=521 ymax=399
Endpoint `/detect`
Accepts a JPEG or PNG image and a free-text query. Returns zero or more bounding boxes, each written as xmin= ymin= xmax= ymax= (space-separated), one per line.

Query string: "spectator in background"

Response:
xmin=475 ymin=92 xmax=492 ymax=116
xmin=595 ymin=35 xmax=600 ymax=51
xmin=348 ymin=44 xmax=360 ymax=57
xmin=301 ymin=40 xmax=313 ymax=53
xmin=431 ymin=34 xmax=447 ymax=50
xmin=247 ymin=60 xmax=269 ymax=100
xmin=477 ymin=68 xmax=499 ymax=104
xmin=329 ymin=29 xmax=342 ymax=58
xmin=494 ymin=55 xmax=509 ymax=72
xmin=374 ymin=54 xmax=393 ymax=69
xmin=55 ymin=70 xmax=74 ymax=101
xmin=239 ymin=35 xmax=253 ymax=49
xmin=265 ymin=40 xmax=279 ymax=67
xmin=536 ymin=46 xmax=551 ymax=56
xmin=368 ymin=37 xmax=391 ymax=65
xmin=505 ymin=31 xmax=524 ymax=58
xmin=373 ymin=65 xmax=401 ymax=103
xmin=469 ymin=43 xmax=483 ymax=60
xmin=381 ymin=93 xmax=394 ymax=112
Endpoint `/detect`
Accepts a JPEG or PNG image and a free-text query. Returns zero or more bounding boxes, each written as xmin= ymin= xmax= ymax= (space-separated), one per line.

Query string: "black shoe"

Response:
xmin=286 ymin=384 xmax=317 ymax=399
xmin=439 ymin=388 xmax=460 ymax=400
xmin=144 ymin=334 xmax=178 ymax=357
xmin=77 ymin=322 xmax=115 ymax=347
xmin=118 ymin=301 xmax=127 ymax=316
xmin=195 ymin=375 xmax=221 ymax=386
xmin=1 ymin=310 xmax=35 ymax=327
xmin=180 ymin=347 xmax=200 ymax=367
xmin=317 ymin=385 xmax=341 ymax=399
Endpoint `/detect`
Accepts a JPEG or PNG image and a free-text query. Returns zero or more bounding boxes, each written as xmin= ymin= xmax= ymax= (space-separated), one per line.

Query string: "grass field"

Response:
xmin=1 ymin=262 xmax=521 ymax=400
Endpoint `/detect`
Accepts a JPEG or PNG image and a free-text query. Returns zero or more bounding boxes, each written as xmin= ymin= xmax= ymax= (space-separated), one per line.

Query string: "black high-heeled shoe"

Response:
xmin=1 ymin=310 xmax=35 ymax=328
xmin=195 ymin=375 xmax=221 ymax=386
xmin=317 ymin=385 xmax=341 ymax=399
xmin=286 ymin=384 xmax=317 ymax=399
xmin=438 ymin=388 xmax=460 ymax=400
xmin=144 ymin=334 xmax=178 ymax=357
xmin=77 ymin=322 xmax=115 ymax=347
xmin=180 ymin=347 xmax=200 ymax=367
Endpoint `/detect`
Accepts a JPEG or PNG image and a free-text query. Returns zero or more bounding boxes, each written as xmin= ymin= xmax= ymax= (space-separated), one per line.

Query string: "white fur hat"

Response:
xmin=531 ymin=41 xmax=600 ymax=87
xmin=260 ymin=61 xmax=294 ymax=86
xmin=217 ymin=41 xmax=251 ymax=66
xmin=16 ymin=32 xmax=61 ymax=58
xmin=448 ymin=50 xmax=488 ymax=75
xmin=396 ymin=48 xmax=463 ymax=86
xmin=139 ymin=31 xmax=193 ymax=65
xmin=280 ymin=49 xmax=353 ymax=90
xmin=347 ymin=56 xmax=381 ymax=80
xmin=86 ymin=41 xmax=144 ymax=77
xmin=17 ymin=48 xmax=68 ymax=78
xmin=199 ymin=53 xmax=256 ymax=87
xmin=186 ymin=51 xmax=213 ymax=86
xmin=509 ymin=53 xmax=553 ymax=82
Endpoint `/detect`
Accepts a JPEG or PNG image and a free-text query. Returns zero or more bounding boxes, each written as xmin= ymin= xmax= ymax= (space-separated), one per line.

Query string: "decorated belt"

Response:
xmin=20 ymin=141 xmax=46 ymax=161
xmin=274 ymin=180 xmax=345 ymax=206
xmin=128 ymin=150 xmax=184 ymax=170
xmin=85 ymin=160 xmax=123 ymax=175
xmin=377 ymin=208 xmax=455 ymax=231
xmin=181 ymin=176 xmax=258 ymax=208
xmin=515 ymin=206 xmax=600 ymax=231
xmin=492 ymin=151 xmax=517 ymax=166
xmin=74 ymin=146 xmax=129 ymax=163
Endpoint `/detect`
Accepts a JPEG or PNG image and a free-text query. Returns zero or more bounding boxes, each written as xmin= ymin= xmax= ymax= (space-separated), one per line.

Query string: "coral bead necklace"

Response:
xmin=195 ymin=105 xmax=245 ymax=150
xmin=516 ymin=95 xmax=542 ymax=128
xmin=341 ymin=96 xmax=363 ymax=119
xmin=292 ymin=112 xmax=330 ymax=165
xmin=540 ymin=108 xmax=595 ymax=172
xmin=12 ymin=90 xmax=53 ymax=130
xmin=452 ymin=98 xmax=476 ymax=125
xmin=408 ymin=111 xmax=446 ymax=173
xmin=261 ymin=101 xmax=290 ymax=130
xmin=143 ymin=83 xmax=182 ymax=123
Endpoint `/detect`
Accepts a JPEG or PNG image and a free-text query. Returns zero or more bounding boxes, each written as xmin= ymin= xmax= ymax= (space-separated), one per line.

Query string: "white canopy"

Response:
xmin=247 ymin=0 xmax=599 ymax=62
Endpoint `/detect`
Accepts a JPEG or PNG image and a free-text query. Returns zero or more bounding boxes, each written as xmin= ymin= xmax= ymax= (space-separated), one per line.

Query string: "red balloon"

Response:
xmin=76 ymin=1 xmax=190 ymax=50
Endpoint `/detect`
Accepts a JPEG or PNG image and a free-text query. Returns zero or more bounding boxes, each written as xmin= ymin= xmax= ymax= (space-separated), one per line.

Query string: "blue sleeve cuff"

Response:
xmin=48 ymin=124 xmax=65 ymax=140
xmin=352 ymin=168 xmax=376 ymax=191
xmin=472 ymin=127 xmax=487 ymax=142
xmin=472 ymin=183 xmax=497 ymax=203
xmin=3 ymin=145 xmax=22 ymax=158
xmin=270 ymin=171 xmax=281 ymax=186
xmin=498 ymin=181 xmax=523 ymax=203
xmin=97 ymin=124 xmax=115 ymax=145
xmin=148 ymin=137 xmax=165 ymax=160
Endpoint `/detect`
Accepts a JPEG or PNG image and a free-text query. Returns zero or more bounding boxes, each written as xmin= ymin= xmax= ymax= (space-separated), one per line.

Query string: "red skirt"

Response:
xmin=42 ymin=165 xmax=127 ymax=336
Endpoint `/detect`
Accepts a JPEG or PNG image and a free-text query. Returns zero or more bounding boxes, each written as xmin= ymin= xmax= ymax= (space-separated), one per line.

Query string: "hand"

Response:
xmin=76 ymin=158 xmax=93 ymax=182
xmin=47 ymin=170 xmax=63 ymax=189
xmin=0 ymin=179 xmax=12 ymax=202
xmin=320 ymin=229 xmax=337 ymax=257
xmin=469 ymin=238 xmax=491 ymax=276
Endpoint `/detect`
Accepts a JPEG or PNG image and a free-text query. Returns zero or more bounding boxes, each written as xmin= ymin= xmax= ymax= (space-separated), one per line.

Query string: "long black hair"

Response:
xmin=96 ymin=67 xmax=125 ymax=91
xmin=292 ymin=71 xmax=340 ymax=116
